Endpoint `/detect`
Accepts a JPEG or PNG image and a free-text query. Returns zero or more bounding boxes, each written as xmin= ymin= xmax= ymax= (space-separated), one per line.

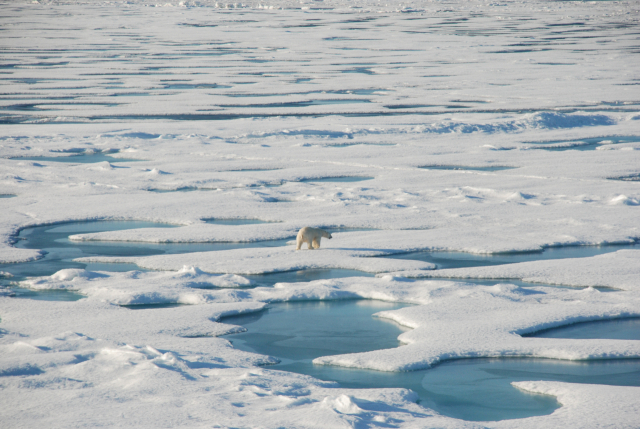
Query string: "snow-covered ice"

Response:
xmin=390 ymin=249 xmax=640 ymax=291
xmin=2 ymin=0 xmax=640 ymax=426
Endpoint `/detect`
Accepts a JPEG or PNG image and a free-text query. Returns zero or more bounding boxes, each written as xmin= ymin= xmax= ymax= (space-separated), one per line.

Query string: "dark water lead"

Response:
xmin=0 ymin=103 xmax=119 ymax=112
xmin=608 ymin=174 xmax=640 ymax=182
xmin=419 ymin=165 xmax=517 ymax=172
xmin=148 ymin=182 xmax=283 ymax=192
xmin=384 ymin=242 xmax=638 ymax=270
xmin=1 ymin=194 xmax=16 ymax=198
xmin=10 ymin=152 xmax=142 ymax=163
xmin=223 ymin=300 xmax=640 ymax=422
xmin=300 ymin=176 xmax=374 ymax=183
xmin=384 ymin=104 xmax=440 ymax=109
xmin=342 ymin=67 xmax=376 ymax=75
xmin=523 ymin=136 xmax=640 ymax=152
xmin=162 ymin=83 xmax=221 ymax=90
xmin=221 ymin=99 xmax=370 ymax=108
xmin=263 ymin=198 xmax=295 ymax=203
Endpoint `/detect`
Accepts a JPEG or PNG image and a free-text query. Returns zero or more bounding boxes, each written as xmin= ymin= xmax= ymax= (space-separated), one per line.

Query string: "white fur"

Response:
xmin=295 ymin=227 xmax=332 ymax=250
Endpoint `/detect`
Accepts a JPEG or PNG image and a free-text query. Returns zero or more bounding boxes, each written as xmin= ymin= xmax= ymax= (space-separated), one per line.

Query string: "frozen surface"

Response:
xmin=495 ymin=382 xmax=640 ymax=429
xmin=391 ymin=249 xmax=640 ymax=291
xmin=2 ymin=0 xmax=640 ymax=427
xmin=74 ymin=246 xmax=435 ymax=275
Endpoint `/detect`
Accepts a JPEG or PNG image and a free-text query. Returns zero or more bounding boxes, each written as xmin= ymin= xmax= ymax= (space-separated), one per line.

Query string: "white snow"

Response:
xmin=497 ymin=382 xmax=640 ymax=429
xmin=74 ymin=246 xmax=436 ymax=274
xmin=2 ymin=0 xmax=640 ymax=427
xmin=0 ymin=247 xmax=43 ymax=264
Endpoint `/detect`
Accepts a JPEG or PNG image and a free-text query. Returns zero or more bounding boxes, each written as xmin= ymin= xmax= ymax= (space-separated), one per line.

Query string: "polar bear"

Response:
xmin=296 ymin=226 xmax=332 ymax=250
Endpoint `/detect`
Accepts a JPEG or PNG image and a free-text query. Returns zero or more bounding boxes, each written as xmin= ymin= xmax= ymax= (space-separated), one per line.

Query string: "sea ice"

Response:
xmin=1 ymin=0 xmax=639 ymax=426
xmin=390 ymin=250 xmax=640 ymax=291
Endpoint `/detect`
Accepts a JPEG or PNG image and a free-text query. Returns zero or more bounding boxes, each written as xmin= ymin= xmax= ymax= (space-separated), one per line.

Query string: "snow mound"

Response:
xmin=609 ymin=195 xmax=639 ymax=206
xmin=51 ymin=268 xmax=108 ymax=282
xmin=147 ymin=168 xmax=169 ymax=175
xmin=89 ymin=161 xmax=114 ymax=171
xmin=322 ymin=395 xmax=364 ymax=415
xmin=20 ymin=267 xmax=256 ymax=303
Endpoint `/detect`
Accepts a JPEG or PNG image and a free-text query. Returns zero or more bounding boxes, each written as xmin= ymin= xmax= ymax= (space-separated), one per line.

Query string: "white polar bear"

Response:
xmin=296 ymin=226 xmax=332 ymax=250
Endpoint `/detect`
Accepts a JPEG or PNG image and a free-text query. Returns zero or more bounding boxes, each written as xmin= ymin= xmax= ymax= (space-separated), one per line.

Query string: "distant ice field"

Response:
xmin=1 ymin=0 xmax=640 ymax=428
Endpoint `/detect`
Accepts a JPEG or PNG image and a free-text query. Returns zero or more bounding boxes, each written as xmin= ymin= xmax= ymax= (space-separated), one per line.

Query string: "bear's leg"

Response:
xmin=307 ymin=239 xmax=314 ymax=249
xmin=296 ymin=237 xmax=302 ymax=250
xmin=312 ymin=238 xmax=321 ymax=249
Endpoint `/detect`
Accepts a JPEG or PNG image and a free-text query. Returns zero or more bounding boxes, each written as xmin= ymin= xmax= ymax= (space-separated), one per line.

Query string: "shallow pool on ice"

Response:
xmin=6 ymin=221 xmax=290 ymax=279
xmin=383 ymin=243 xmax=638 ymax=270
xmin=7 ymin=221 xmax=640 ymax=298
xmin=223 ymin=300 xmax=640 ymax=422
